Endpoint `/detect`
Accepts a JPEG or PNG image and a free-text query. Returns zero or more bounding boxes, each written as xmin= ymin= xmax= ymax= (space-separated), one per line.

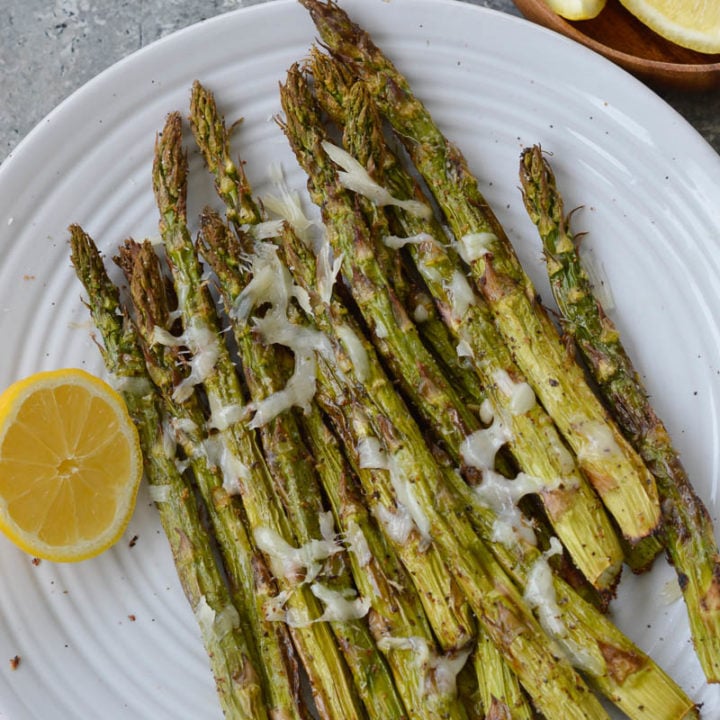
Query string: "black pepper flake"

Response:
xmin=129 ymin=535 xmax=139 ymax=548
xmin=9 ymin=655 xmax=20 ymax=670
xmin=31 ymin=557 xmax=41 ymax=566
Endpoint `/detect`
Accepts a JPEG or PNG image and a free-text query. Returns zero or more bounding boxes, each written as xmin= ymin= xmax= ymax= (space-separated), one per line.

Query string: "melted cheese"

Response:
xmin=254 ymin=523 xmax=342 ymax=584
xmin=382 ymin=232 xmax=434 ymax=249
xmin=201 ymin=435 xmax=251 ymax=497
xmin=261 ymin=163 xmax=318 ymax=248
xmin=316 ymin=238 xmax=344 ymax=304
xmin=148 ymin=484 xmax=171 ymax=503
xmin=231 ymin=243 xmax=335 ymax=427
xmin=322 ymin=140 xmax=432 ymax=219
xmin=456 ymin=232 xmax=497 ymax=263
xmin=344 ymin=520 xmax=372 ymax=568
xmin=358 ymin=437 xmax=432 ymax=547
xmin=492 ymin=369 xmax=536 ymax=416
xmin=195 ymin=596 xmax=240 ymax=644
xmin=310 ymin=583 xmax=371 ymax=622
xmin=153 ymin=318 xmax=221 ymax=402
xmin=336 ymin=324 xmax=370 ymax=383
xmin=571 ymin=418 xmax=623 ymax=462
xmin=445 ymin=270 xmax=476 ymax=321
xmin=376 ymin=636 xmax=470 ymax=697
xmin=523 ymin=539 xmax=605 ymax=676
xmin=109 ymin=374 xmax=152 ymax=396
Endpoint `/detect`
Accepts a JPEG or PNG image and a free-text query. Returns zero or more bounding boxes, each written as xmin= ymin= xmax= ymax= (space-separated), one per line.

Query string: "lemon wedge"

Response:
xmin=545 ymin=0 xmax=607 ymax=20
xmin=618 ymin=0 xmax=720 ymax=53
xmin=0 ymin=369 xmax=142 ymax=562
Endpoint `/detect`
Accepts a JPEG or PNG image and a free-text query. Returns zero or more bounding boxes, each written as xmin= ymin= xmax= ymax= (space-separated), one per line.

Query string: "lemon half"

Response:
xmin=0 ymin=369 xmax=142 ymax=562
xmin=618 ymin=0 xmax=720 ymax=54
xmin=545 ymin=0 xmax=607 ymax=21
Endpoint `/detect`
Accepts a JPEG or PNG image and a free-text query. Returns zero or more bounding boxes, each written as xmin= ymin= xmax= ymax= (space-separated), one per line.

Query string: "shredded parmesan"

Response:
xmin=254 ymin=522 xmax=343 ymax=584
xmin=261 ymin=164 xmax=318 ymax=248
xmin=456 ymin=338 xmax=474 ymax=358
xmin=344 ymin=520 xmax=373 ymax=568
xmin=492 ymin=369 xmax=536 ymax=416
xmin=108 ymin=374 xmax=152 ymax=396
xmin=148 ymin=484 xmax=171 ymax=504
xmin=247 ymin=219 xmax=285 ymax=240
xmin=374 ymin=503 xmax=415 ymax=546
xmin=201 ymin=436 xmax=251 ymax=497
xmin=161 ymin=419 xmax=177 ymax=461
xmin=571 ymin=418 xmax=623 ymax=462
xmin=524 ymin=539 xmax=605 ymax=676
xmin=232 ymin=243 xmax=335 ymax=427
xmin=322 ymin=140 xmax=432 ymax=219
xmin=207 ymin=400 xmax=245 ymax=432
xmin=336 ymin=324 xmax=370 ymax=382
xmin=376 ymin=636 xmax=470 ymax=697
xmin=316 ymin=238 xmax=344 ymax=304
xmin=195 ymin=596 xmax=240 ymax=644
xmin=358 ymin=437 xmax=432 ymax=547
xmin=310 ymin=583 xmax=371 ymax=622
xmin=445 ymin=270 xmax=475 ymax=321
xmin=456 ymin=232 xmax=497 ymax=263
xmin=382 ymin=232 xmax=434 ymax=249
xmin=153 ymin=318 xmax=221 ymax=402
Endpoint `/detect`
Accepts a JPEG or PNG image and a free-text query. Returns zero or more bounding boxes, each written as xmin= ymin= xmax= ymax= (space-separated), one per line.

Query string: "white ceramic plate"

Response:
xmin=1 ymin=0 xmax=720 ymax=717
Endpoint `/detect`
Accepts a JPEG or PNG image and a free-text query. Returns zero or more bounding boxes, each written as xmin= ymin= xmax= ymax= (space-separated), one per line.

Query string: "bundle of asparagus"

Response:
xmin=66 ymin=1 xmax=718 ymax=717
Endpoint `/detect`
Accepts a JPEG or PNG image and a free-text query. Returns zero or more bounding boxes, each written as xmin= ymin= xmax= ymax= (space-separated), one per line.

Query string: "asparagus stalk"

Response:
xmin=115 ymin=238 xmax=309 ymax=720
xmin=186 ymin=84 xmax=474 ymax=655
xmin=273 ymin=224 xmax=610 ymax=720
xmin=300 ymin=0 xmax=662 ymax=558
xmin=279 ymin=61 xmax=623 ymax=594
xmin=308 ymin=47 xmax=489 ymax=421
xmin=520 ymin=143 xmax=720 ymax=682
xmin=299 ymin=402 xmax=476 ymax=720
xmin=199 ymin=210 xmax=471 ymax=716
xmin=68 ymin=225 xmax=270 ymax=720
xmin=278 ymin=226 xmax=697 ymax=720
xmin=197 ymin=210 xmax=409 ymax=720
xmin=188 ymin=80 xmax=261 ymax=227
xmin=153 ymin=110 xmax=373 ymax=720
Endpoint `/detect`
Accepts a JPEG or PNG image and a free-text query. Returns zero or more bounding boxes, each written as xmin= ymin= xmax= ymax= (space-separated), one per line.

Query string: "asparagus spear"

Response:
xmin=520 ymin=143 xmax=720 ymax=682
xmin=300 ymin=403 xmax=478 ymax=720
xmin=68 ymin=225 xmax=270 ymax=720
xmin=153 ymin=110 xmax=377 ymax=720
xmin=198 ymin=209 xmax=472 ymax=717
xmin=271 ymin=224 xmax=610 ymax=720
xmin=115 ymin=238 xmax=309 ymax=720
xmin=278 ymin=226 xmax=697 ymax=720
xmin=299 ymin=0 xmax=662 ymax=558
xmin=197 ymin=210 xmax=410 ymax=720
xmin=279 ymin=60 xmax=623 ymax=594
xmin=187 ymin=83 xmax=474 ymax=655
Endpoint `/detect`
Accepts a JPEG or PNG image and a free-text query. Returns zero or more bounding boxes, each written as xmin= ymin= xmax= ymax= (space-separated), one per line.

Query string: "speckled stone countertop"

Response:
xmin=2 ymin=0 xmax=719 ymax=162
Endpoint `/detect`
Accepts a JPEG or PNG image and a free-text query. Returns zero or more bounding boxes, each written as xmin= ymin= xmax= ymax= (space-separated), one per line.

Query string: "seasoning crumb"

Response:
xmin=9 ymin=655 xmax=20 ymax=670
xmin=128 ymin=535 xmax=139 ymax=548
xmin=23 ymin=275 xmax=36 ymax=281
xmin=128 ymin=614 xmax=136 ymax=622
xmin=31 ymin=557 xmax=41 ymax=566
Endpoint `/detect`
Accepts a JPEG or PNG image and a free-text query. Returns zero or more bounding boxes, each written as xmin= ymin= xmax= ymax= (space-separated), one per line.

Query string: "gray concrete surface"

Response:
xmin=1 ymin=0 xmax=719 ymax=164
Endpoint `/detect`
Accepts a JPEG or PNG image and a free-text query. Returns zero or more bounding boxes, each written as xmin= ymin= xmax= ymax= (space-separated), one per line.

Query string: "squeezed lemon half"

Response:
xmin=0 ymin=369 xmax=142 ymax=562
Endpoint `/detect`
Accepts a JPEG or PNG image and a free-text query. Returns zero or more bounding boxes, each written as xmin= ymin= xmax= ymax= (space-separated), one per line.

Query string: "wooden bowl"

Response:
xmin=512 ymin=0 xmax=720 ymax=91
